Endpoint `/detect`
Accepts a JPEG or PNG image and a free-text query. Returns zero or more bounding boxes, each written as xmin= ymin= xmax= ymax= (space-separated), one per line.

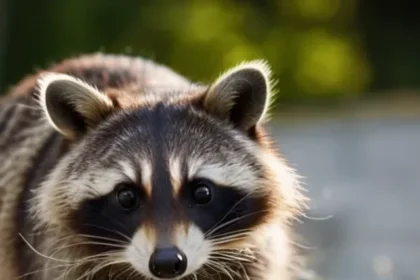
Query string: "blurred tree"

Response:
xmin=359 ymin=0 xmax=420 ymax=93
xmin=0 ymin=0 xmax=10 ymax=89
xmin=0 ymin=0 xmax=418 ymax=107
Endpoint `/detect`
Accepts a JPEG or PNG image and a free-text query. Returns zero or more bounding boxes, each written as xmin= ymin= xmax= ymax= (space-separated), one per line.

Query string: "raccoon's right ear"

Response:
xmin=36 ymin=73 xmax=115 ymax=140
xmin=203 ymin=60 xmax=274 ymax=134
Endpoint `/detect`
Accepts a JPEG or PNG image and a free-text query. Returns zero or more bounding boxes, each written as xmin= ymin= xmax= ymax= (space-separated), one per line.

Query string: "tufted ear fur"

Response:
xmin=37 ymin=73 xmax=115 ymax=140
xmin=203 ymin=60 xmax=274 ymax=134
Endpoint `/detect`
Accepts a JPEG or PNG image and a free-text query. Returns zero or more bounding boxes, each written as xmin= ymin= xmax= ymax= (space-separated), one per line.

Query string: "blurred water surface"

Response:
xmin=270 ymin=112 xmax=420 ymax=280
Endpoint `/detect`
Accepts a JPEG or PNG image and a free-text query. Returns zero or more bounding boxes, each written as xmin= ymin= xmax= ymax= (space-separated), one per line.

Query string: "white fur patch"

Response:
xmin=125 ymin=227 xmax=156 ymax=279
xmin=119 ymin=160 xmax=137 ymax=182
xmin=33 ymin=155 xmax=131 ymax=227
xmin=257 ymin=150 xmax=308 ymax=219
xmin=73 ymin=168 xmax=127 ymax=200
xmin=140 ymin=159 xmax=152 ymax=195
xmin=175 ymin=223 xmax=211 ymax=277
xmin=187 ymin=157 xmax=259 ymax=193
xmin=251 ymin=223 xmax=293 ymax=280
xmin=169 ymin=156 xmax=182 ymax=193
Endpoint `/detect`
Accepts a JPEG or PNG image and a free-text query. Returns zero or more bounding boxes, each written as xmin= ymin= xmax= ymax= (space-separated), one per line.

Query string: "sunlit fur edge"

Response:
xmin=34 ymin=72 xmax=114 ymax=139
xmin=208 ymin=59 xmax=279 ymax=124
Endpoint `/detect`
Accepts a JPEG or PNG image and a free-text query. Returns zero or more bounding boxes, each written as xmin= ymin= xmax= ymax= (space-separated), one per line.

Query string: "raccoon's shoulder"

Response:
xmin=4 ymin=53 xmax=192 ymax=99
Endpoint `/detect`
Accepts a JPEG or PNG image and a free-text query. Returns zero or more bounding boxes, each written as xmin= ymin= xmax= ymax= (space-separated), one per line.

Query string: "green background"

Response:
xmin=1 ymin=0 xmax=420 ymax=108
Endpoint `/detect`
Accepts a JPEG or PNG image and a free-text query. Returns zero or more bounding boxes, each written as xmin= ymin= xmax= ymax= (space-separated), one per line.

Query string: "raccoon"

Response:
xmin=0 ymin=53 xmax=308 ymax=280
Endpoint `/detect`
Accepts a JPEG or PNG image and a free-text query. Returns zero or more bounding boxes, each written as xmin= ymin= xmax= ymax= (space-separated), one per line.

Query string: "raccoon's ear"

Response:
xmin=203 ymin=60 xmax=274 ymax=133
xmin=37 ymin=73 xmax=115 ymax=140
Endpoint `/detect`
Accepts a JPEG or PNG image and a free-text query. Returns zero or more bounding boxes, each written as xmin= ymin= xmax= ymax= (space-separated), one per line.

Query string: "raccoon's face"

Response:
xmin=33 ymin=61 xmax=304 ymax=279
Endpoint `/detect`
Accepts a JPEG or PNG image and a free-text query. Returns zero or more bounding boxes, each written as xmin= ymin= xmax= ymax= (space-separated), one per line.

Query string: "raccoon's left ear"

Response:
xmin=36 ymin=73 xmax=116 ymax=140
xmin=203 ymin=60 xmax=274 ymax=133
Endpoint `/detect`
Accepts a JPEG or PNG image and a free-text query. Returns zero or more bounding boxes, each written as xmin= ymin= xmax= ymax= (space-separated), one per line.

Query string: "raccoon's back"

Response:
xmin=0 ymin=53 xmax=192 ymax=279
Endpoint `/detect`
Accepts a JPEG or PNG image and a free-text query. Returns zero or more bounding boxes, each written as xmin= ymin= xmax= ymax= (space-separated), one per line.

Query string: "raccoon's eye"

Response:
xmin=115 ymin=184 xmax=139 ymax=211
xmin=192 ymin=180 xmax=213 ymax=205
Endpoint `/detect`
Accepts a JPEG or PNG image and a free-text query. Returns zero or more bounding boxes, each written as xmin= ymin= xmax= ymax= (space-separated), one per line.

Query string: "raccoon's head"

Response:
xmin=32 ymin=60 xmax=306 ymax=279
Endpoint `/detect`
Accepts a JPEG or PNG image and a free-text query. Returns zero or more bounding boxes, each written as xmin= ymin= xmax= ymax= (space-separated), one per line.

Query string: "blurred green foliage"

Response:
xmin=1 ymin=0 xmax=420 ymax=107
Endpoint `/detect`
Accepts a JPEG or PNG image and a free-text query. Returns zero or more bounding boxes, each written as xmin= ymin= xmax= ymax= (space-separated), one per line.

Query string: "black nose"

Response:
xmin=149 ymin=247 xmax=187 ymax=278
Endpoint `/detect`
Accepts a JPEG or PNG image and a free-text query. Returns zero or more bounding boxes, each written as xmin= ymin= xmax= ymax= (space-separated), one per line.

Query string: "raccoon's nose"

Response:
xmin=149 ymin=246 xmax=187 ymax=278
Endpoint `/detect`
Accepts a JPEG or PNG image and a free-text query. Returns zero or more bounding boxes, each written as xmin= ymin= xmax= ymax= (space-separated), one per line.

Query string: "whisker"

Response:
xmin=77 ymin=251 xmax=122 ymax=262
xmin=209 ymin=232 xmax=251 ymax=245
xmin=127 ymin=266 xmax=140 ymax=280
xmin=237 ymin=262 xmax=251 ymax=280
xmin=204 ymin=261 xmax=226 ymax=279
xmin=16 ymin=262 xmax=73 ymax=279
xmin=205 ymin=210 xmax=269 ymax=238
xmin=49 ymin=241 xmax=127 ymax=257
xmin=208 ymin=228 xmax=251 ymax=240
xmin=74 ymin=259 xmax=110 ymax=280
xmin=16 ymin=102 xmax=43 ymax=112
xmin=79 ymin=259 xmax=127 ymax=280
xmin=77 ymin=233 xmax=129 ymax=245
xmin=212 ymin=248 xmax=255 ymax=258
xmin=56 ymin=251 xmax=123 ymax=279
xmin=198 ymin=266 xmax=217 ymax=280
xmin=204 ymin=192 xmax=255 ymax=236
xmin=18 ymin=233 xmax=71 ymax=263
xmin=80 ymin=223 xmax=132 ymax=243
xmin=199 ymin=264 xmax=218 ymax=280
xmin=24 ymin=252 xmax=116 ymax=280
xmin=210 ymin=253 xmax=254 ymax=263
xmin=111 ymin=263 xmax=132 ymax=279
xmin=301 ymin=213 xmax=334 ymax=221
xmin=289 ymin=240 xmax=318 ymax=250
xmin=207 ymin=260 xmax=237 ymax=280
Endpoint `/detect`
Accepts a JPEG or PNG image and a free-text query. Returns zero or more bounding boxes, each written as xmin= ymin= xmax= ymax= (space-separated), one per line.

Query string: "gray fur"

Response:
xmin=0 ymin=53 xmax=308 ymax=280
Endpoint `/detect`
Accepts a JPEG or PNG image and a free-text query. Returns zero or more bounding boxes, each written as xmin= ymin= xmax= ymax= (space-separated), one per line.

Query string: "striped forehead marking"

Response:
xmin=187 ymin=156 xmax=260 ymax=193
xmin=118 ymin=159 xmax=153 ymax=197
xmin=118 ymin=160 xmax=137 ymax=182
xmin=169 ymin=155 xmax=183 ymax=195
xmin=140 ymin=159 xmax=152 ymax=197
